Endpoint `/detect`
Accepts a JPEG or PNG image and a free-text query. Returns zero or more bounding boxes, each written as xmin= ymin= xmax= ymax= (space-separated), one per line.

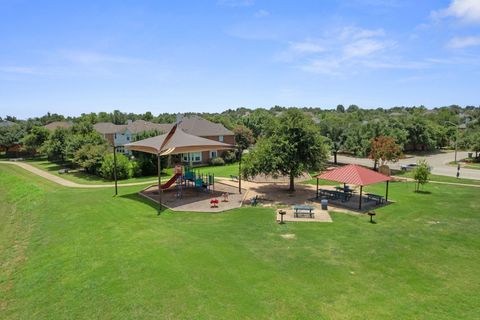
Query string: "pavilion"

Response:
xmin=315 ymin=164 xmax=392 ymax=209
xmin=124 ymin=123 xmax=234 ymax=212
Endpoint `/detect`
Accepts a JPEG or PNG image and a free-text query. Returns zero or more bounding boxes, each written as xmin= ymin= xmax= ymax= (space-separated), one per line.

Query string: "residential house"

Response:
xmin=93 ymin=116 xmax=234 ymax=164
xmin=44 ymin=121 xmax=73 ymax=131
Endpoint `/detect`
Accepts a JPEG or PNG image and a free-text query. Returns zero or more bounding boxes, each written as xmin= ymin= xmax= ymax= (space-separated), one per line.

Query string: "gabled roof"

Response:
xmin=178 ymin=115 xmax=233 ymax=136
xmin=316 ymin=164 xmax=391 ymax=186
xmin=94 ymin=122 xmax=127 ymax=134
xmin=0 ymin=120 xmax=17 ymax=127
xmin=44 ymin=121 xmax=72 ymax=131
xmin=126 ymin=120 xmax=172 ymax=134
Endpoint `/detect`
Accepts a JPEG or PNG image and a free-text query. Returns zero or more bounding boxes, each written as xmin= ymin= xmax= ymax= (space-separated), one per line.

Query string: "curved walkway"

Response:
xmin=0 ymin=161 xmax=157 ymax=188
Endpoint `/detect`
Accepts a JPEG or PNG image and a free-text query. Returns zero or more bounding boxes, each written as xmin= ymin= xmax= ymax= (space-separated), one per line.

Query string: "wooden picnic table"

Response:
xmin=293 ymin=205 xmax=315 ymax=218
xmin=366 ymin=193 xmax=385 ymax=205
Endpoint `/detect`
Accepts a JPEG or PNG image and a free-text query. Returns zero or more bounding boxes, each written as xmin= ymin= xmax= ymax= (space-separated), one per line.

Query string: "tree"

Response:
xmin=0 ymin=125 xmax=25 ymax=155
xmin=241 ymin=109 xmax=329 ymax=191
xmin=73 ymin=144 xmax=107 ymax=174
xmin=99 ymin=153 xmax=132 ymax=180
xmin=336 ymin=104 xmax=345 ymax=113
xmin=233 ymin=124 xmax=255 ymax=159
xmin=242 ymin=109 xmax=276 ymax=138
xmin=40 ymin=127 xmax=69 ymax=161
xmin=21 ymin=126 xmax=50 ymax=154
xmin=413 ymin=160 xmax=430 ymax=192
xmin=369 ymin=136 xmax=403 ymax=170
xmin=318 ymin=114 xmax=346 ymax=164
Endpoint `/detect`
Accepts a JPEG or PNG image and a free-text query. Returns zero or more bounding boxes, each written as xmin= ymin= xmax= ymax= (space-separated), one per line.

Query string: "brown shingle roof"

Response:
xmin=178 ymin=115 xmax=233 ymax=136
xmin=93 ymin=122 xmax=127 ymax=134
xmin=44 ymin=121 xmax=72 ymax=131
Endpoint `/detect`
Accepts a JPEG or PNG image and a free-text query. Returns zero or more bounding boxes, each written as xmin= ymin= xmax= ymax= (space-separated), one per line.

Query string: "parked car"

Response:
xmin=401 ymin=163 xmax=432 ymax=172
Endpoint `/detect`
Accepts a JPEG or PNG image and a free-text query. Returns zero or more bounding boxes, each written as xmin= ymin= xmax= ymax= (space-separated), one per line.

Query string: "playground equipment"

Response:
xmin=159 ymin=165 xmax=216 ymax=196
xmin=183 ymin=166 xmax=215 ymax=193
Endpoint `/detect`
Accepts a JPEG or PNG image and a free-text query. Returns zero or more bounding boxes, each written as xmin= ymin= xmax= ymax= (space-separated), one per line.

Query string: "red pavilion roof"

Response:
xmin=316 ymin=164 xmax=392 ymax=186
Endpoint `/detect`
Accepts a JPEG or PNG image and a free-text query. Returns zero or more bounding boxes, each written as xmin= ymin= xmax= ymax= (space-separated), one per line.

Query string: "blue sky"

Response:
xmin=0 ymin=0 xmax=479 ymax=118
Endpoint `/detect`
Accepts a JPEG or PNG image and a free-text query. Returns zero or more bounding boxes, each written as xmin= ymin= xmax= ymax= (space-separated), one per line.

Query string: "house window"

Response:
xmin=182 ymin=152 xmax=202 ymax=162
xmin=210 ymin=150 xmax=218 ymax=158
xmin=126 ymin=136 xmax=130 ymax=141
xmin=116 ymin=146 xmax=125 ymax=154
xmin=219 ymin=135 xmax=224 ymax=142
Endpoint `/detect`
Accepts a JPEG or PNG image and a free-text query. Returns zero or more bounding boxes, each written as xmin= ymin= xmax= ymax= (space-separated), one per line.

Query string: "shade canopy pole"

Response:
xmin=385 ymin=181 xmax=389 ymax=202
xmin=316 ymin=178 xmax=319 ymax=198
xmin=157 ymin=154 xmax=162 ymax=214
xmin=359 ymin=186 xmax=363 ymax=210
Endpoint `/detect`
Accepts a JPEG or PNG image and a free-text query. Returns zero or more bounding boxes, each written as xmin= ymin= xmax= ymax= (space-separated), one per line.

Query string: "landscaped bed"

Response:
xmin=1 ymin=164 xmax=479 ymax=319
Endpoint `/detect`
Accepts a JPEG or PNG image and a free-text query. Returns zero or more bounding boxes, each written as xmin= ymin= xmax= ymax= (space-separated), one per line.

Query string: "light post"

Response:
xmin=112 ymin=145 xmax=118 ymax=196
xmin=238 ymin=148 xmax=249 ymax=194
xmin=445 ymin=121 xmax=459 ymax=164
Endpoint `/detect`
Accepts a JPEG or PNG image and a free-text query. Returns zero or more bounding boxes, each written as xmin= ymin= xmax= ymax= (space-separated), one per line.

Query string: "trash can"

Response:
xmin=468 ymin=152 xmax=473 ymax=159
xmin=321 ymin=199 xmax=328 ymax=210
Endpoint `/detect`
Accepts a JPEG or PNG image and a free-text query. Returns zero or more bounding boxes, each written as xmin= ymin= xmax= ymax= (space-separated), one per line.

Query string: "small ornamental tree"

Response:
xmin=73 ymin=144 xmax=107 ymax=174
xmin=99 ymin=153 xmax=131 ymax=180
xmin=369 ymin=136 xmax=403 ymax=170
xmin=233 ymin=124 xmax=255 ymax=158
xmin=413 ymin=160 xmax=430 ymax=192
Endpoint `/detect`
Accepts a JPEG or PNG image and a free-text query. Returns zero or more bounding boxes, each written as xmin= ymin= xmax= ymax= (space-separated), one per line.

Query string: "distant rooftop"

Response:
xmin=44 ymin=121 xmax=72 ymax=131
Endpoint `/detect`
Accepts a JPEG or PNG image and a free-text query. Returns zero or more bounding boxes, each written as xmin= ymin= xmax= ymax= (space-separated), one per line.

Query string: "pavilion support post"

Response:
xmin=157 ymin=154 xmax=162 ymax=214
xmin=316 ymin=178 xmax=319 ymax=198
xmin=385 ymin=181 xmax=389 ymax=202
xmin=113 ymin=146 xmax=118 ymax=196
xmin=239 ymin=152 xmax=242 ymax=194
xmin=359 ymin=186 xmax=363 ymax=210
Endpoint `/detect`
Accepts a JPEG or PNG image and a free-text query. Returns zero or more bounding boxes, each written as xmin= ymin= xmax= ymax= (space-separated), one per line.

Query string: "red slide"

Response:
xmin=161 ymin=174 xmax=181 ymax=190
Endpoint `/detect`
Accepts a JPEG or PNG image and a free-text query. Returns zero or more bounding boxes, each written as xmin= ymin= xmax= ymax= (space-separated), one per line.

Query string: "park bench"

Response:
xmin=293 ymin=205 xmax=315 ymax=218
xmin=366 ymin=193 xmax=385 ymax=205
xmin=58 ymin=168 xmax=69 ymax=174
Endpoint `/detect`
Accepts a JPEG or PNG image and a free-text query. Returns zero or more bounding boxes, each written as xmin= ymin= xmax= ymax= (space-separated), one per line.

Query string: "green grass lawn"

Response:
xmin=25 ymin=158 xmax=173 ymax=185
xmin=395 ymin=170 xmax=480 ymax=185
xmin=24 ymin=158 xmax=239 ymax=185
xmin=1 ymin=164 xmax=480 ymax=319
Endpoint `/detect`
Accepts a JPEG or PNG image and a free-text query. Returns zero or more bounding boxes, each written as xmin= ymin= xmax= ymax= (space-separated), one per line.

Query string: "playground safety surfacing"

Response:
xmin=140 ymin=182 xmax=247 ymax=212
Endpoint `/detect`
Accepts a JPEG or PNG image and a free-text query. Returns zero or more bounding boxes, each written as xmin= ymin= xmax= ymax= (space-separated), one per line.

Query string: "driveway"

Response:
xmin=333 ymin=151 xmax=480 ymax=180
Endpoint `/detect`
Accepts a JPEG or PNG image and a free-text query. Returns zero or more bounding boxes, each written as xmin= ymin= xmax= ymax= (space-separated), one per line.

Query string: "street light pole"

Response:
xmin=113 ymin=145 xmax=118 ymax=196
xmin=445 ymin=121 xmax=459 ymax=164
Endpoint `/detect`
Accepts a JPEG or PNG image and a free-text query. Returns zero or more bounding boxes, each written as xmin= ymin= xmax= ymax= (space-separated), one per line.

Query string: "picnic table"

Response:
xmin=366 ymin=193 xmax=385 ymax=205
xmin=318 ymin=189 xmax=350 ymax=202
xmin=293 ymin=205 xmax=315 ymax=218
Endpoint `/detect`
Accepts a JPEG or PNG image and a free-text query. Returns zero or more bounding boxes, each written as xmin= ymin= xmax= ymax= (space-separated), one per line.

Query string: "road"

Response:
xmin=333 ymin=151 xmax=480 ymax=180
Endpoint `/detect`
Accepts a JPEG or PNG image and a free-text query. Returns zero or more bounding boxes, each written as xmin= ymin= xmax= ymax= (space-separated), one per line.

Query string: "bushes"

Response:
xmin=221 ymin=151 xmax=237 ymax=164
xmin=99 ymin=153 xmax=138 ymax=180
xmin=210 ymin=157 xmax=225 ymax=166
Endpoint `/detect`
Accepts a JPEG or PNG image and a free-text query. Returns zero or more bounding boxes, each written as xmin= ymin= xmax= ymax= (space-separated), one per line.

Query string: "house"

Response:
xmin=0 ymin=120 xmax=17 ymax=127
xmin=94 ymin=120 xmax=171 ymax=154
xmin=44 ymin=121 xmax=73 ymax=131
xmin=176 ymin=115 xmax=234 ymax=164
xmin=93 ymin=116 xmax=235 ymax=164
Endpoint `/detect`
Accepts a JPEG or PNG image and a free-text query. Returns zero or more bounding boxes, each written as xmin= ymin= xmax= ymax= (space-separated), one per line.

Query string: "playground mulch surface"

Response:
xmin=140 ymin=182 xmax=246 ymax=212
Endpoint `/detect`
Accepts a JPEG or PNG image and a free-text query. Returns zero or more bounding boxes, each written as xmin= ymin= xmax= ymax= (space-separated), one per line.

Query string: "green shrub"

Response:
xmin=210 ymin=157 xmax=225 ymax=166
xmin=222 ymin=150 xmax=237 ymax=164
xmin=99 ymin=153 xmax=131 ymax=180
xmin=130 ymin=160 xmax=142 ymax=177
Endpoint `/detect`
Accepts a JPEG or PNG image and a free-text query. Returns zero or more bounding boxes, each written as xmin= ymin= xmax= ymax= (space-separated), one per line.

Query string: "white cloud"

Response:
xmin=448 ymin=36 xmax=480 ymax=48
xmin=290 ymin=41 xmax=325 ymax=54
xmin=59 ymin=50 xmax=142 ymax=65
xmin=433 ymin=0 xmax=480 ymax=24
xmin=218 ymin=0 xmax=254 ymax=7
xmin=254 ymin=9 xmax=269 ymax=18
xmin=343 ymin=38 xmax=388 ymax=58
xmin=276 ymin=26 xmax=398 ymax=75
xmin=0 ymin=66 xmax=41 ymax=75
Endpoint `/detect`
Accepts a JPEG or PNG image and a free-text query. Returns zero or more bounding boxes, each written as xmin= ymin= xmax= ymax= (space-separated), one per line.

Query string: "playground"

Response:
xmin=140 ymin=165 xmax=246 ymax=212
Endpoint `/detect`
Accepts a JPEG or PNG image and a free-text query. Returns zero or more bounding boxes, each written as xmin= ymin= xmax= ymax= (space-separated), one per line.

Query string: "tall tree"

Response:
xmin=21 ymin=126 xmax=50 ymax=154
xmin=241 ymin=109 xmax=329 ymax=191
xmin=0 ymin=125 xmax=25 ymax=155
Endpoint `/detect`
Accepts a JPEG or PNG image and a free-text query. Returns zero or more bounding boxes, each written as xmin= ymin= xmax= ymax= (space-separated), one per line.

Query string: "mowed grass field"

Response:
xmin=1 ymin=164 xmax=479 ymax=319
